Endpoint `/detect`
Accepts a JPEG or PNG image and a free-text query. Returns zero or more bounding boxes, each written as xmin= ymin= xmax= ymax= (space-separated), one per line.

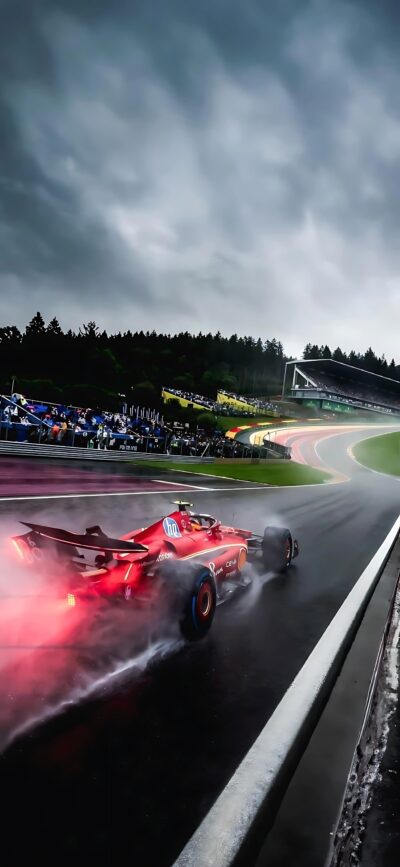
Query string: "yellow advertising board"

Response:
xmin=162 ymin=390 xmax=206 ymax=412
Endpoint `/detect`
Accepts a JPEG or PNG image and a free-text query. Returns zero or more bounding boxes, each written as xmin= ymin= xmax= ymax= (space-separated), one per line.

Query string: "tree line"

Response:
xmin=0 ymin=313 xmax=398 ymax=409
xmin=302 ymin=343 xmax=398 ymax=378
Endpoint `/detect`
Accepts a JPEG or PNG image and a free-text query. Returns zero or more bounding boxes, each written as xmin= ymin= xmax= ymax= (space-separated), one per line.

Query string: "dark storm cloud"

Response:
xmin=0 ymin=0 xmax=400 ymax=357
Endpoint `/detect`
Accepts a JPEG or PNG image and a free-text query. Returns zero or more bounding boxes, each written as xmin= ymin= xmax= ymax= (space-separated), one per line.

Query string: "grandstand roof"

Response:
xmin=285 ymin=358 xmax=400 ymax=399
xmin=287 ymin=357 xmax=400 ymax=386
xmin=283 ymin=359 xmax=400 ymax=417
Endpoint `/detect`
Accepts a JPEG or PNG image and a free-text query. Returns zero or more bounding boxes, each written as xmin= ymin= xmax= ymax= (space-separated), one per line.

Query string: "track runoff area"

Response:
xmin=0 ymin=422 xmax=399 ymax=867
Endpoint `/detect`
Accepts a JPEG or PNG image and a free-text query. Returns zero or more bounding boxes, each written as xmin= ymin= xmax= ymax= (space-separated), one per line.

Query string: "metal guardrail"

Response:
xmin=329 ymin=543 xmax=400 ymax=866
xmin=0 ymin=441 xmax=214 ymax=463
xmin=0 ymin=394 xmax=51 ymax=429
xmin=174 ymin=514 xmax=400 ymax=867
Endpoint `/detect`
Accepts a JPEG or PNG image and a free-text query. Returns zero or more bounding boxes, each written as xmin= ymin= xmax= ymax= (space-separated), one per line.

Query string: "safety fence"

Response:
xmin=0 ymin=440 xmax=215 ymax=462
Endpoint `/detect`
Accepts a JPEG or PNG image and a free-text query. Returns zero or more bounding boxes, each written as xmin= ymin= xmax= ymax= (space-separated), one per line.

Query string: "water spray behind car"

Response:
xmin=0 ymin=505 xmax=183 ymax=752
xmin=0 ymin=496 xmax=299 ymax=750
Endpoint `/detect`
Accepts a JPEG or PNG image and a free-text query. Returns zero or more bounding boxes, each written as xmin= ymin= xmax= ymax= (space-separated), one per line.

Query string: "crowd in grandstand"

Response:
xmin=0 ymin=393 xmax=169 ymax=451
xmin=164 ymin=387 xmax=278 ymax=416
xmin=0 ymin=391 xmax=280 ymax=458
xmin=298 ymin=377 xmax=400 ymax=414
xmin=166 ymin=432 xmax=270 ymax=459
xmin=218 ymin=390 xmax=278 ymax=413
xmin=163 ymin=387 xmax=219 ymax=412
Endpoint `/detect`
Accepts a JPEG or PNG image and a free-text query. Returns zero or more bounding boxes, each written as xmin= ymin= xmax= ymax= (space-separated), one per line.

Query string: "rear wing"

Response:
xmin=20 ymin=522 xmax=148 ymax=554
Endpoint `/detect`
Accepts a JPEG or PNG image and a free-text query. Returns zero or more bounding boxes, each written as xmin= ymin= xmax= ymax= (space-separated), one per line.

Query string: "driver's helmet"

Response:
xmin=189 ymin=515 xmax=202 ymax=531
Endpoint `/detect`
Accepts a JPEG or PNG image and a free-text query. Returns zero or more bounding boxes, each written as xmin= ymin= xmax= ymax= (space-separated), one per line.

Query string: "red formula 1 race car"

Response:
xmin=11 ymin=502 xmax=299 ymax=641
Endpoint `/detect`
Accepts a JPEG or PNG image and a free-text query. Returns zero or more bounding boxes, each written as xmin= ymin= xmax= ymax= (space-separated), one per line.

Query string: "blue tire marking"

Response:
xmin=191 ymin=571 xmax=211 ymax=631
xmin=191 ymin=594 xmax=199 ymax=630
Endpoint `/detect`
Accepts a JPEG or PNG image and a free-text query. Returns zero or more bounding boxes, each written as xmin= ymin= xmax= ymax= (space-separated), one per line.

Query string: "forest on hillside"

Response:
xmin=0 ymin=313 xmax=398 ymax=409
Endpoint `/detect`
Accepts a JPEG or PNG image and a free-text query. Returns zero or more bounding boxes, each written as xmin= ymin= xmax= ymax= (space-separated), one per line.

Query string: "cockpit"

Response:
xmin=170 ymin=501 xmax=220 ymax=535
xmin=188 ymin=512 xmax=219 ymax=532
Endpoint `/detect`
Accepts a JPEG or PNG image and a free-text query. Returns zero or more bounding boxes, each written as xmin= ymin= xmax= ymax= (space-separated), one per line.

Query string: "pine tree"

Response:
xmin=26 ymin=312 xmax=46 ymax=335
xmin=333 ymin=347 xmax=346 ymax=363
xmin=0 ymin=326 xmax=22 ymax=343
xmin=47 ymin=317 xmax=63 ymax=335
xmin=79 ymin=321 xmax=100 ymax=338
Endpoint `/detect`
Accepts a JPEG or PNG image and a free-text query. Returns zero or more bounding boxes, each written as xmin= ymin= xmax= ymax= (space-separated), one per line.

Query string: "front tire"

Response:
xmin=262 ymin=526 xmax=292 ymax=572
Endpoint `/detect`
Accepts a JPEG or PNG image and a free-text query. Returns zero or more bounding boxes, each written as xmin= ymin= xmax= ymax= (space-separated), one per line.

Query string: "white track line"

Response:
xmin=348 ymin=439 xmax=400 ymax=482
xmin=152 ymin=479 xmax=210 ymax=490
xmin=0 ymin=487 xmax=274 ymax=503
xmin=0 ymin=482 xmax=336 ymax=503
xmin=150 ymin=467 xmax=333 ymax=490
xmin=158 ymin=469 xmax=266 ymax=483
xmin=0 ymin=489 xmax=215 ymax=503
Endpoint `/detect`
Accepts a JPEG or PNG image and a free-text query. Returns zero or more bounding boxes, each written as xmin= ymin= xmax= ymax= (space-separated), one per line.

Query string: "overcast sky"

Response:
xmin=1 ymin=0 xmax=400 ymax=360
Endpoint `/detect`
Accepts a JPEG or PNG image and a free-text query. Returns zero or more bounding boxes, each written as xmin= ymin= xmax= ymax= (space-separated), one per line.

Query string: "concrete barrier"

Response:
xmin=174 ymin=515 xmax=400 ymax=867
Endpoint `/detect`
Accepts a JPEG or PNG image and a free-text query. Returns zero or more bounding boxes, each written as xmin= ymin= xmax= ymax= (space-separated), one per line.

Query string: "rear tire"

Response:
xmin=162 ymin=562 xmax=217 ymax=641
xmin=262 ymin=526 xmax=292 ymax=572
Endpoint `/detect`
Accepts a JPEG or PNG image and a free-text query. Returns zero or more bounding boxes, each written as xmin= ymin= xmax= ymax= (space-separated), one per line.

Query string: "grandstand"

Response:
xmin=162 ymin=387 xmax=279 ymax=417
xmin=162 ymin=387 xmax=217 ymax=413
xmin=0 ymin=393 xmax=277 ymax=459
xmin=216 ymin=390 xmax=279 ymax=417
xmin=161 ymin=387 xmax=253 ymax=416
xmin=0 ymin=394 xmax=168 ymax=451
xmin=283 ymin=359 xmax=400 ymax=417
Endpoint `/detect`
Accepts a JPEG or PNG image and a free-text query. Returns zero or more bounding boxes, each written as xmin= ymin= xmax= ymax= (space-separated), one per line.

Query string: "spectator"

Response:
xmin=60 ymin=420 xmax=68 ymax=443
xmin=96 ymin=424 xmax=104 ymax=449
xmin=50 ymin=422 xmax=60 ymax=443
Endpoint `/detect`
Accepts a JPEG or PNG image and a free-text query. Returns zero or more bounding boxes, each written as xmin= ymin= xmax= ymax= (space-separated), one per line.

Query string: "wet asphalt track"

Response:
xmin=0 ymin=430 xmax=399 ymax=867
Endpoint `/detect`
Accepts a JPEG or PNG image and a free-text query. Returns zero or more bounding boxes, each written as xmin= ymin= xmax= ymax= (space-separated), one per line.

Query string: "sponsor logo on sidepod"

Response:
xmin=156 ymin=552 xmax=173 ymax=562
xmin=163 ymin=517 xmax=181 ymax=539
xmin=209 ymin=561 xmax=223 ymax=577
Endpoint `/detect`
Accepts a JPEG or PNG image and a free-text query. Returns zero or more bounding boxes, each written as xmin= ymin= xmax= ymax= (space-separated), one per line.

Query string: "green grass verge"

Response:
xmin=215 ymin=415 xmax=275 ymax=431
xmin=353 ymin=432 xmax=400 ymax=477
xmin=139 ymin=460 xmax=330 ymax=485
